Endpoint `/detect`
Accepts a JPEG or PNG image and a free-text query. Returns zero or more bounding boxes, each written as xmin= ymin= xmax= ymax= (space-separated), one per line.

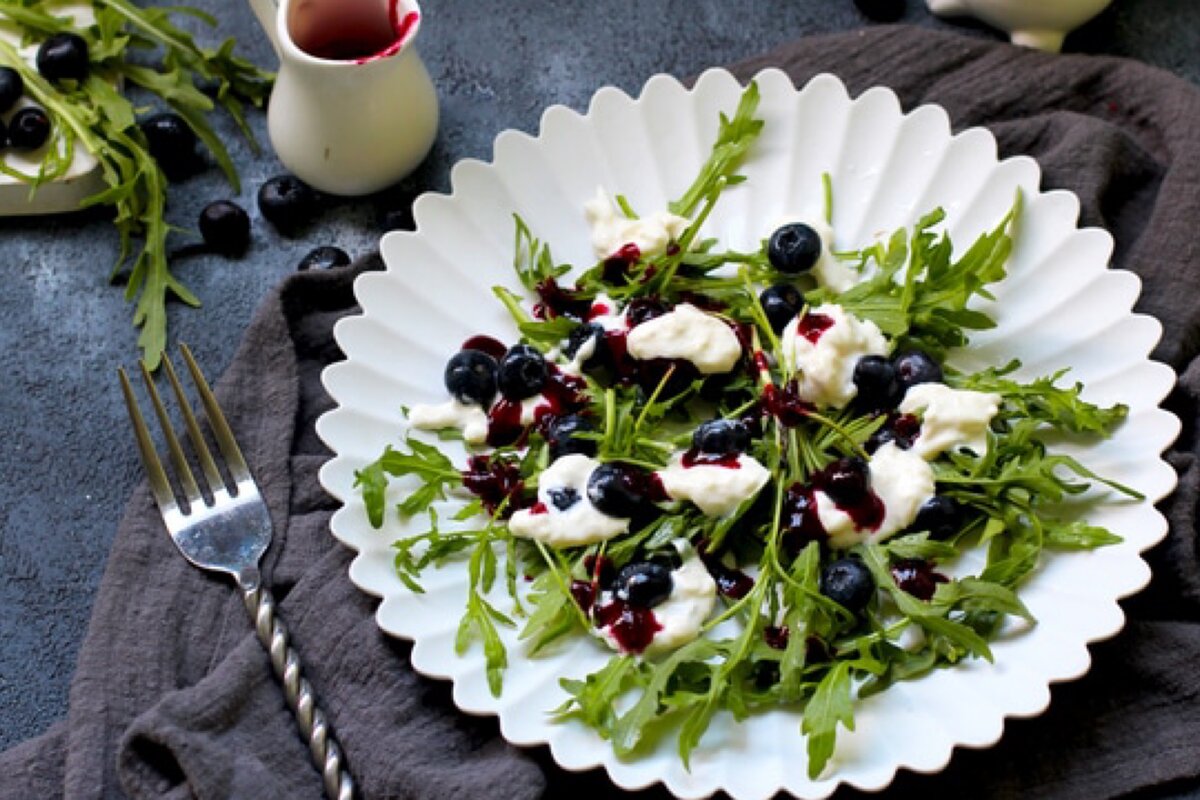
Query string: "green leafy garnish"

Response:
xmin=0 ymin=0 xmax=272 ymax=368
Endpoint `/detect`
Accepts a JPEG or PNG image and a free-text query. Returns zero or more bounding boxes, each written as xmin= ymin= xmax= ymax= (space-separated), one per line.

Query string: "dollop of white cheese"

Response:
xmin=625 ymin=303 xmax=743 ymax=374
xmin=657 ymin=453 xmax=770 ymax=517
xmin=596 ymin=540 xmax=717 ymax=655
xmin=899 ymin=383 xmax=1002 ymax=460
xmin=804 ymin=218 xmax=859 ymax=293
xmin=408 ymin=399 xmax=489 ymax=445
xmin=508 ymin=454 xmax=628 ymax=546
xmin=781 ymin=303 xmax=888 ymax=409
xmin=584 ymin=188 xmax=690 ymax=259
xmin=819 ymin=443 xmax=935 ymax=549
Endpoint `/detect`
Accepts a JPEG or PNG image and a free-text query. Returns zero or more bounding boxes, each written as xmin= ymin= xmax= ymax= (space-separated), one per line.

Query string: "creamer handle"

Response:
xmin=247 ymin=0 xmax=282 ymax=57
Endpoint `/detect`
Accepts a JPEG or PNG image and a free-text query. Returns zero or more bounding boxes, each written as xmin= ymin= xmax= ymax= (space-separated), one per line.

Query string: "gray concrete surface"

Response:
xmin=1 ymin=0 xmax=1197 ymax=761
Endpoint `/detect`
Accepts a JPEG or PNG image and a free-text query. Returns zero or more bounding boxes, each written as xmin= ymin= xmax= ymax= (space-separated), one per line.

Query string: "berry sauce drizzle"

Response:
xmin=781 ymin=484 xmax=828 ymax=554
xmin=461 ymin=335 xmax=507 ymax=360
xmin=813 ymin=462 xmax=885 ymax=531
xmin=796 ymin=311 xmax=835 ymax=344
xmin=764 ymin=379 xmax=814 ymax=427
xmin=460 ymin=455 xmax=525 ymax=516
xmin=593 ymin=600 xmax=662 ymax=654
xmin=485 ymin=365 xmax=588 ymax=447
xmin=681 ymin=449 xmax=742 ymax=469
xmin=698 ymin=547 xmax=754 ymax=599
xmin=890 ymin=559 xmax=948 ymax=601
xmin=602 ymin=243 xmax=642 ymax=283
xmin=765 ymin=625 xmax=789 ymax=650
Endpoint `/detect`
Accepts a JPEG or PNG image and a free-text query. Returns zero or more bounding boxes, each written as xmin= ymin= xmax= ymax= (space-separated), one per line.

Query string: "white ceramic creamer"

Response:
xmin=247 ymin=0 xmax=439 ymax=195
xmin=926 ymin=0 xmax=1114 ymax=52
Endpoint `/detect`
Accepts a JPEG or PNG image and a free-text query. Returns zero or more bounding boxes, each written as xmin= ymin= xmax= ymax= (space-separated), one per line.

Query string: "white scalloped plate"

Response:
xmin=316 ymin=69 xmax=1180 ymax=799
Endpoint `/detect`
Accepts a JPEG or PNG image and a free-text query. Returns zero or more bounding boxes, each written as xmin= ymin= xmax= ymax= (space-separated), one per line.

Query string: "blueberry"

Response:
xmin=759 ymin=283 xmax=804 ymax=333
xmin=564 ymin=322 xmax=604 ymax=367
xmin=298 ymin=245 xmax=351 ymax=271
xmin=626 ymin=297 xmax=669 ymax=327
xmin=36 ymin=33 xmax=89 ymax=82
xmin=692 ymin=418 xmax=751 ymax=455
xmin=7 ymin=107 xmax=50 ymax=151
xmin=821 ymin=457 xmax=871 ymax=506
xmin=0 ymin=67 xmax=23 ymax=114
xmin=853 ymin=0 xmax=906 ymax=22
xmin=545 ymin=414 xmax=597 ymax=459
xmin=0 ymin=116 xmax=6 ymax=147
xmin=258 ymin=174 xmax=318 ymax=235
xmin=893 ymin=350 xmax=943 ymax=391
xmin=444 ymin=349 xmax=498 ymax=407
xmin=496 ymin=344 xmax=547 ymax=400
xmin=548 ymin=486 xmax=580 ymax=511
xmin=819 ymin=557 xmax=875 ymax=612
xmin=614 ymin=561 xmax=673 ymax=608
xmin=587 ymin=463 xmax=648 ymax=518
xmin=852 ymin=355 xmax=901 ymax=411
xmin=198 ymin=201 xmax=250 ymax=256
xmin=140 ymin=113 xmax=199 ymax=181
xmin=912 ymin=496 xmax=965 ymax=540
xmin=768 ymin=222 xmax=822 ymax=274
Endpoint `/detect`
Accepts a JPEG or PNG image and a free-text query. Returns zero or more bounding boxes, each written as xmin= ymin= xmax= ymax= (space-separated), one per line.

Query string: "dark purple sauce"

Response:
xmin=593 ymin=600 xmax=661 ymax=654
xmin=461 ymin=455 xmax=524 ymax=516
xmin=698 ymin=546 xmax=754 ymax=599
xmin=813 ymin=461 xmax=885 ymax=531
xmin=796 ymin=312 xmax=835 ymax=344
xmin=781 ymin=484 xmax=828 ymax=554
xmin=461 ymin=335 xmax=507 ymax=360
xmin=681 ymin=448 xmax=742 ymax=469
xmin=764 ymin=379 xmax=815 ymax=427
xmin=602 ymin=243 xmax=642 ymax=283
xmin=890 ymin=559 xmax=948 ymax=601
xmin=533 ymin=277 xmax=592 ymax=320
xmin=570 ymin=580 xmax=596 ymax=613
xmin=765 ymin=625 xmax=789 ymax=650
xmin=484 ymin=365 xmax=589 ymax=447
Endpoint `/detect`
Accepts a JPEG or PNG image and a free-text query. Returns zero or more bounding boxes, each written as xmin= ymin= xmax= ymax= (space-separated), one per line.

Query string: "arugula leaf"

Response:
xmin=354 ymin=439 xmax=462 ymax=527
xmin=669 ymin=80 xmax=763 ymax=218
xmin=0 ymin=1 xmax=272 ymax=368
xmin=955 ymin=361 xmax=1128 ymax=435
xmin=802 ymin=661 xmax=854 ymax=779
xmin=1043 ymin=519 xmax=1122 ymax=550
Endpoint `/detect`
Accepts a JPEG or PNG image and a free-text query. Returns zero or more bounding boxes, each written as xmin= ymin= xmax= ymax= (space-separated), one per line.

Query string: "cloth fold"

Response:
xmin=3 ymin=23 xmax=1199 ymax=800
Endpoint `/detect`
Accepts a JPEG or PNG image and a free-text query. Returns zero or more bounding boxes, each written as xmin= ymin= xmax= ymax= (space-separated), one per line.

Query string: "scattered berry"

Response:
xmin=819 ymin=557 xmax=875 ymax=612
xmin=198 ymin=201 xmax=250 ymax=256
xmin=692 ymin=418 xmax=751 ymax=455
xmin=563 ymin=322 xmax=604 ymax=367
xmin=759 ymin=283 xmax=804 ymax=333
xmin=852 ymin=355 xmax=901 ymax=411
xmin=893 ymin=350 xmax=943 ymax=391
xmin=496 ymin=344 xmax=547 ymax=400
xmin=820 ymin=457 xmax=871 ymax=506
xmin=912 ymin=495 xmax=965 ymax=540
xmin=298 ymin=245 xmax=351 ymax=271
xmin=7 ymin=107 xmax=51 ymax=151
xmin=258 ymin=174 xmax=318 ymax=234
xmin=768 ymin=222 xmax=822 ymax=273
xmin=544 ymin=414 xmax=597 ymax=459
xmin=444 ymin=349 xmax=498 ymax=407
xmin=548 ymin=486 xmax=580 ymax=511
xmin=37 ymin=33 xmax=89 ymax=82
xmin=0 ymin=67 xmax=23 ymax=114
xmin=587 ymin=463 xmax=648 ymax=518
xmin=853 ymin=0 xmax=906 ymax=23
xmin=614 ymin=561 xmax=673 ymax=608
xmin=140 ymin=113 xmax=199 ymax=181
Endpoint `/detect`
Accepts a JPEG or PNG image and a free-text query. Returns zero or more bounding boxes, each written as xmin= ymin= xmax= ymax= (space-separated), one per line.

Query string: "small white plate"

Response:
xmin=316 ymin=68 xmax=1180 ymax=799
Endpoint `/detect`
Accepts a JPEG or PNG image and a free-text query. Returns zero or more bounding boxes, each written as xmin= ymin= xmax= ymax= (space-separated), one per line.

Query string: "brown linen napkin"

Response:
xmin=2 ymin=23 xmax=1199 ymax=800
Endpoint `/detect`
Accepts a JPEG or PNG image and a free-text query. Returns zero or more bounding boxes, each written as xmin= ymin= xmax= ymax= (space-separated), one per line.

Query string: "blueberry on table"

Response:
xmin=298 ymin=245 xmax=351 ymax=271
xmin=768 ymin=222 xmax=822 ymax=274
xmin=7 ymin=107 xmax=51 ymax=151
xmin=852 ymin=355 xmax=900 ymax=411
xmin=821 ymin=457 xmax=871 ymax=506
xmin=912 ymin=495 xmax=965 ymax=540
xmin=819 ymin=557 xmax=875 ymax=613
xmin=893 ymin=350 xmax=943 ymax=391
xmin=545 ymin=414 xmax=597 ymax=459
xmin=587 ymin=463 xmax=649 ymax=518
xmin=37 ymin=33 xmax=90 ymax=82
xmin=198 ymin=200 xmax=251 ymax=256
xmin=140 ymin=113 xmax=199 ymax=181
xmin=258 ymin=174 xmax=318 ymax=235
xmin=692 ymin=418 xmax=751 ymax=455
xmin=759 ymin=283 xmax=804 ymax=333
xmin=496 ymin=344 xmax=547 ymax=400
xmin=0 ymin=67 xmax=23 ymax=114
xmin=614 ymin=561 xmax=673 ymax=608
xmin=853 ymin=0 xmax=906 ymax=23
xmin=444 ymin=349 xmax=498 ymax=407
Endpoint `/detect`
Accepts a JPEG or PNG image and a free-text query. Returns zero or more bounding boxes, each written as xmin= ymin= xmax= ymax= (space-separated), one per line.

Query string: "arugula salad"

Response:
xmin=355 ymin=82 xmax=1138 ymax=777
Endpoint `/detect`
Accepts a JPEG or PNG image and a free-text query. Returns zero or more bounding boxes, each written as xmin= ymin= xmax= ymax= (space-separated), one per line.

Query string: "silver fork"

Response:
xmin=118 ymin=345 xmax=355 ymax=800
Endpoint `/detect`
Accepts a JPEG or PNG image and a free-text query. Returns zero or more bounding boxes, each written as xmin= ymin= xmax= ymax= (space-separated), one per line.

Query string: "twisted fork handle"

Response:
xmin=243 ymin=585 xmax=356 ymax=800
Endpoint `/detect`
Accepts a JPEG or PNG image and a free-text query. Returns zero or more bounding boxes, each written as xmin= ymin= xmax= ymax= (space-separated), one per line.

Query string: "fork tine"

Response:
xmin=118 ymin=368 xmax=180 ymax=516
xmin=139 ymin=360 xmax=204 ymax=507
xmin=180 ymin=343 xmax=251 ymax=482
xmin=162 ymin=353 xmax=226 ymax=494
